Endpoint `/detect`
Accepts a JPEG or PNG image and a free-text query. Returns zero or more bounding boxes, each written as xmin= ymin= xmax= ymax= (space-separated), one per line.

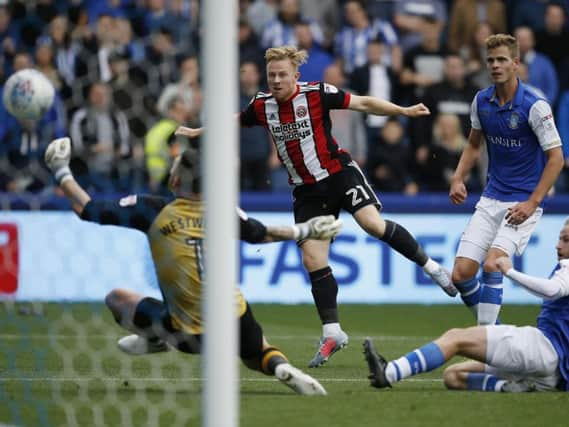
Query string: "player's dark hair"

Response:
xmin=180 ymin=147 xmax=201 ymax=194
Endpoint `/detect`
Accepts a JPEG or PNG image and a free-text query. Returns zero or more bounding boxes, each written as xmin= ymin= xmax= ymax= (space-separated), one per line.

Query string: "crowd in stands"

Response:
xmin=1 ymin=0 xmax=569 ymax=196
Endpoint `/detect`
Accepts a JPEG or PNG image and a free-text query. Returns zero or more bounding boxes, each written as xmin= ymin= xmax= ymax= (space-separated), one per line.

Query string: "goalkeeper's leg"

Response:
xmin=239 ymin=304 xmax=326 ymax=395
xmin=106 ymin=289 xmax=201 ymax=354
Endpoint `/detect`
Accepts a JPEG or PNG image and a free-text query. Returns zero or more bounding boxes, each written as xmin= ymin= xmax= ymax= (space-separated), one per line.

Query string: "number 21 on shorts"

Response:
xmin=346 ymin=185 xmax=370 ymax=207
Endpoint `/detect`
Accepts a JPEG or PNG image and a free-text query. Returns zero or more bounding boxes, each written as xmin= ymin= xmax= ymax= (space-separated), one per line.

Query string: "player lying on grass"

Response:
xmin=45 ymin=137 xmax=342 ymax=396
xmin=364 ymin=218 xmax=569 ymax=392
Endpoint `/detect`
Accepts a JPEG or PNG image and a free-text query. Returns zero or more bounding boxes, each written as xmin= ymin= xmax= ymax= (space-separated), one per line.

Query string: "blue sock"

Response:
xmin=478 ymin=271 xmax=503 ymax=325
xmin=385 ymin=342 xmax=446 ymax=383
xmin=455 ymin=276 xmax=480 ymax=318
xmin=466 ymin=373 xmax=506 ymax=392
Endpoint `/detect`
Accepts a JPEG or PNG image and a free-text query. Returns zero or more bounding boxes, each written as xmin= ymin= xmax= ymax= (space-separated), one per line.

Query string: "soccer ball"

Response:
xmin=2 ymin=69 xmax=55 ymax=121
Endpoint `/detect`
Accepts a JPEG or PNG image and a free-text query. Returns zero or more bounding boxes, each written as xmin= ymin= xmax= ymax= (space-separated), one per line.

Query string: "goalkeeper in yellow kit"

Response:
xmin=45 ymin=137 xmax=341 ymax=395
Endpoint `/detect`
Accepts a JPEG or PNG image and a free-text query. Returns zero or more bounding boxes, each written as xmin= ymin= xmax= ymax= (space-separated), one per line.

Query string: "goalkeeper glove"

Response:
xmin=45 ymin=137 xmax=72 ymax=184
xmin=293 ymin=215 xmax=342 ymax=240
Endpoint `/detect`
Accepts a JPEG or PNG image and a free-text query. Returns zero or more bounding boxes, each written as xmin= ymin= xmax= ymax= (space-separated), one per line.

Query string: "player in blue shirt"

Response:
xmin=448 ymin=34 xmax=563 ymax=325
xmin=364 ymin=218 xmax=569 ymax=392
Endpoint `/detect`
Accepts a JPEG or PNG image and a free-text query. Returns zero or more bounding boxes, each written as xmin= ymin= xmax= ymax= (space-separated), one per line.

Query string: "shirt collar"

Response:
xmin=487 ymin=78 xmax=524 ymax=109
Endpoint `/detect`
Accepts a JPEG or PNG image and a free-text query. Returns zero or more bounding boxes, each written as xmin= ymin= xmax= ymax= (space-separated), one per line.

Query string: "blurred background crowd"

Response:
xmin=1 ymin=0 xmax=568 ymax=196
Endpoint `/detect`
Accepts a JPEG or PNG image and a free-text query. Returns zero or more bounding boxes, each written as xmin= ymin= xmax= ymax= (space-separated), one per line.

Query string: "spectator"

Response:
xmin=515 ymin=26 xmax=559 ymax=104
xmin=239 ymin=18 xmax=265 ymax=77
xmin=296 ymin=21 xmax=333 ymax=82
xmin=334 ymin=0 xmax=401 ymax=74
xmin=144 ymin=27 xmax=180 ymax=102
xmin=239 ymin=61 xmax=274 ymax=191
xmin=17 ymin=0 xmax=60 ymax=51
xmin=510 ymin=0 xmax=551 ymax=33
xmin=70 ymin=81 xmax=131 ymax=192
xmin=417 ymin=113 xmax=468 ymax=192
xmin=400 ymin=16 xmax=447 ymax=99
xmin=448 ymin=0 xmax=506 ymax=54
xmin=156 ymin=55 xmax=201 ymax=119
xmin=535 ymin=2 xmax=569 ymax=82
xmin=70 ymin=13 xmax=122 ymax=112
xmin=368 ymin=118 xmax=418 ymax=195
xmin=107 ymin=50 xmax=151 ymax=137
xmin=246 ymin=0 xmax=278 ymax=36
xmin=0 ymin=6 xmax=21 ymax=75
xmin=34 ymin=38 xmax=66 ymax=96
xmin=114 ymin=17 xmax=146 ymax=64
xmin=299 ymin=0 xmax=340 ymax=48
xmin=261 ymin=0 xmax=324 ymax=49
xmin=168 ymin=0 xmax=199 ymax=53
xmin=517 ymin=62 xmax=547 ymax=100
xmin=143 ymin=0 xmax=178 ymax=37
xmin=68 ymin=3 xmax=94 ymax=46
xmin=349 ymin=38 xmax=400 ymax=156
xmin=465 ymin=21 xmax=494 ymax=90
xmin=393 ymin=0 xmax=447 ymax=52
xmin=45 ymin=15 xmax=80 ymax=88
xmin=324 ymin=63 xmax=367 ymax=167
xmin=411 ymin=53 xmax=478 ymax=148
xmin=144 ymin=97 xmax=190 ymax=193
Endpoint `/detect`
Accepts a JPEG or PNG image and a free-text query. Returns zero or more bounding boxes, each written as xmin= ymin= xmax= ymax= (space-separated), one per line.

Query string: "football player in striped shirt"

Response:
xmin=176 ymin=45 xmax=458 ymax=368
xmin=45 ymin=137 xmax=342 ymax=395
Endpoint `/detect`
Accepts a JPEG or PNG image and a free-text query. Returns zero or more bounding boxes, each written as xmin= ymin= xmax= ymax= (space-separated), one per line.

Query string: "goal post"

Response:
xmin=202 ymin=1 xmax=239 ymax=427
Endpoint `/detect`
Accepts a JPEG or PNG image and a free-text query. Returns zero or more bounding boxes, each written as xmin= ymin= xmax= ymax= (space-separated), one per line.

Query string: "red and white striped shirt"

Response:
xmin=240 ymin=82 xmax=353 ymax=185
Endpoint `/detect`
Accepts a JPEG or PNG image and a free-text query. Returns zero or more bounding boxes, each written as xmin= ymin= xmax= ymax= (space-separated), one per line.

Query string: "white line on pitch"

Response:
xmin=0 ymin=334 xmax=434 ymax=341
xmin=0 ymin=377 xmax=442 ymax=383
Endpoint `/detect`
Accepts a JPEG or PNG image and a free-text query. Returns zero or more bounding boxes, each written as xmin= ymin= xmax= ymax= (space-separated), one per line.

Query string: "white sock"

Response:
xmin=422 ymin=258 xmax=439 ymax=275
xmin=478 ymin=283 xmax=503 ymax=325
xmin=323 ymin=322 xmax=341 ymax=337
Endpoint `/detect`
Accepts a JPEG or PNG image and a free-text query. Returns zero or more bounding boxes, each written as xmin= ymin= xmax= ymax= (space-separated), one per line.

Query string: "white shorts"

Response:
xmin=485 ymin=325 xmax=561 ymax=390
xmin=456 ymin=197 xmax=543 ymax=263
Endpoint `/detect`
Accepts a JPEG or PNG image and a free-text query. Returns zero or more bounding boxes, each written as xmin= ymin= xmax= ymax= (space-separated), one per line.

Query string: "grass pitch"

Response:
xmin=1 ymin=303 xmax=567 ymax=426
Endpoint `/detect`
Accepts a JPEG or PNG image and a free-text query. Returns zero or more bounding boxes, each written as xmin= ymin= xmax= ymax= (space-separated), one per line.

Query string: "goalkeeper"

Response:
xmin=45 ymin=137 xmax=341 ymax=396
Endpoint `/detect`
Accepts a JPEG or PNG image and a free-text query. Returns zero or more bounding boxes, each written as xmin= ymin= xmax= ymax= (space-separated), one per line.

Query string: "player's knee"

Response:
xmin=105 ymin=289 xmax=124 ymax=320
xmin=105 ymin=289 xmax=140 ymax=325
xmin=443 ymin=366 xmax=466 ymax=390
xmin=452 ymin=263 xmax=477 ymax=283
xmin=357 ymin=213 xmax=385 ymax=238
xmin=482 ymin=257 xmax=501 ymax=273
xmin=440 ymin=328 xmax=466 ymax=347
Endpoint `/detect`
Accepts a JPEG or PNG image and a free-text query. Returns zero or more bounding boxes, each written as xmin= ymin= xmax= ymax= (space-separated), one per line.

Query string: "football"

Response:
xmin=2 ymin=68 xmax=55 ymax=121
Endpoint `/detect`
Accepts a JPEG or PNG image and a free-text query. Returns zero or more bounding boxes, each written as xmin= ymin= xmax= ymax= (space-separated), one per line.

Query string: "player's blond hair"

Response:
xmin=265 ymin=46 xmax=308 ymax=69
xmin=485 ymin=34 xmax=519 ymax=59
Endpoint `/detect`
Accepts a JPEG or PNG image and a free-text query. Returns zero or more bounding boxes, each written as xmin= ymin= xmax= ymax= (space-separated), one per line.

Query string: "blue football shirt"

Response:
xmin=537 ymin=261 xmax=569 ymax=391
xmin=471 ymin=79 xmax=561 ymax=202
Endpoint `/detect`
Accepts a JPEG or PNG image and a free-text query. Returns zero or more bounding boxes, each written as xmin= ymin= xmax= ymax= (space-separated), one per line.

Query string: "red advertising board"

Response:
xmin=0 ymin=223 xmax=18 ymax=294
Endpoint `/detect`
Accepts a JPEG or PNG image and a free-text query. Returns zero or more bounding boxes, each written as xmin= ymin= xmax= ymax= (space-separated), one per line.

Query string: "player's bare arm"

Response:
xmin=175 ymin=126 xmax=204 ymax=138
xmin=347 ymin=94 xmax=430 ymax=117
xmin=449 ymin=129 xmax=483 ymax=205
xmin=505 ymin=146 xmax=564 ymax=225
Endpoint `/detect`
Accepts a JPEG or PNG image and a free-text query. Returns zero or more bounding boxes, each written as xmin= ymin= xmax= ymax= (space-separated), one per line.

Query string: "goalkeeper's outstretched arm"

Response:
xmin=44 ymin=137 xmax=91 ymax=216
xmin=237 ymin=208 xmax=342 ymax=243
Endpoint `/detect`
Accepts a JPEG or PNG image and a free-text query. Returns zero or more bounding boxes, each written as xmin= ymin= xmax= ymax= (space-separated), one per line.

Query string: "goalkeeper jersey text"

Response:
xmin=81 ymin=195 xmax=251 ymax=335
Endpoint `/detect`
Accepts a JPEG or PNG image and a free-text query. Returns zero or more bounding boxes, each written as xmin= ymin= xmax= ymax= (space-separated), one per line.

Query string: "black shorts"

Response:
xmin=292 ymin=161 xmax=381 ymax=223
xmin=135 ymin=298 xmax=263 ymax=360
